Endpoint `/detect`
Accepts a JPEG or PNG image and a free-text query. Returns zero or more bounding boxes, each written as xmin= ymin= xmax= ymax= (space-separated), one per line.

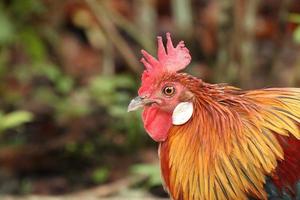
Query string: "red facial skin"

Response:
xmin=140 ymin=80 xmax=187 ymax=142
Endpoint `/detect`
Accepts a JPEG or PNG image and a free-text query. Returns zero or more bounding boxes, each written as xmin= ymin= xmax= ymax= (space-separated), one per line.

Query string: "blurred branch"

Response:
xmin=134 ymin=0 xmax=156 ymax=52
xmin=85 ymin=0 xmax=142 ymax=74
xmin=215 ymin=0 xmax=235 ymax=82
xmin=216 ymin=0 xmax=259 ymax=88
xmin=270 ymin=0 xmax=293 ymax=85
xmin=106 ymin=0 xmax=155 ymax=52
xmin=71 ymin=174 xmax=148 ymax=198
xmin=238 ymin=0 xmax=259 ymax=87
xmin=171 ymin=0 xmax=193 ymax=38
xmin=102 ymin=41 xmax=115 ymax=75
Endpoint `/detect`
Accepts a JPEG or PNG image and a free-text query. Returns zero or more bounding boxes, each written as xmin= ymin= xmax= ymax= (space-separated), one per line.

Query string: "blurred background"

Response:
xmin=0 ymin=0 xmax=300 ymax=199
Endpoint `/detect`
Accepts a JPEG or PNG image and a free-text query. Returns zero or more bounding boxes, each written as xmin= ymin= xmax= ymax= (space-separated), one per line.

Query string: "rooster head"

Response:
xmin=128 ymin=33 xmax=194 ymax=142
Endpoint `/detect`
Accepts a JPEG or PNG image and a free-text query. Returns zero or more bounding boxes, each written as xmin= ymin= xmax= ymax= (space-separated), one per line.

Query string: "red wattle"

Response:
xmin=142 ymin=106 xmax=172 ymax=142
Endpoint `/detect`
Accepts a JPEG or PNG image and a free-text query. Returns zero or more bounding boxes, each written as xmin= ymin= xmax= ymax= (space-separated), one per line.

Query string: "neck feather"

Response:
xmin=159 ymin=82 xmax=272 ymax=200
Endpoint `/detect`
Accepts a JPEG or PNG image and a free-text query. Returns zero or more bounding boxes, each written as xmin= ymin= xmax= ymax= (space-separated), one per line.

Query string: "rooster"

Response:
xmin=128 ymin=33 xmax=300 ymax=200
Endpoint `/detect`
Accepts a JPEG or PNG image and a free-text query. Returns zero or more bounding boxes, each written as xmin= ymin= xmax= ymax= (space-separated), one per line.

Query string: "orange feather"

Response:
xmin=159 ymin=73 xmax=300 ymax=200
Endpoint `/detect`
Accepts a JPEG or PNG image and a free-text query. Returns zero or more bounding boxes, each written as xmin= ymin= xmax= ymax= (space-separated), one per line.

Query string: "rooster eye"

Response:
xmin=163 ymin=86 xmax=175 ymax=96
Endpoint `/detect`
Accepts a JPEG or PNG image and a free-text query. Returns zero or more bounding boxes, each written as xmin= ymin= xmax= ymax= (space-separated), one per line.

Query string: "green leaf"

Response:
xmin=0 ymin=111 xmax=34 ymax=132
xmin=20 ymin=179 xmax=32 ymax=194
xmin=288 ymin=13 xmax=300 ymax=24
xmin=40 ymin=64 xmax=62 ymax=82
xmin=11 ymin=0 xmax=46 ymax=18
xmin=56 ymin=76 xmax=74 ymax=94
xmin=20 ymin=28 xmax=46 ymax=62
xmin=131 ymin=163 xmax=162 ymax=187
xmin=65 ymin=142 xmax=78 ymax=153
xmin=0 ymin=10 xmax=15 ymax=45
xmin=82 ymin=142 xmax=95 ymax=156
xmin=293 ymin=26 xmax=300 ymax=44
xmin=54 ymin=90 xmax=91 ymax=122
xmin=91 ymin=167 xmax=109 ymax=184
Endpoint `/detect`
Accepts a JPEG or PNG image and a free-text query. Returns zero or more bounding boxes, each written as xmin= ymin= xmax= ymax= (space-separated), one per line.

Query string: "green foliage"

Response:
xmin=0 ymin=111 xmax=34 ymax=133
xmin=20 ymin=179 xmax=32 ymax=195
xmin=88 ymin=75 xmax=135 ymax=107
xmin=20 ymin=28 xmax=47 ymax=62
xmin=10 ymin=0 xmax=45 ymax=18
xmin=65 ymin=142 xmax=78 ymax=153
xmin=88 ymin=75 xmax=144 ymax=148
xmin=55 ymin=89 xmax=91 ymax=122
xmin=288 ymin=13 xmax=300 ymax=24
xmin=0 ymin=7 xmax=15 ymax=45
xmin=288 ymin=13 xmax=300 ymax=44
xmin=91 ymin=167 xmax=110 ymax=184
xmin=130 ymin=163 xmax=162 ymax=187
xmin=82 ymin=142 xmax=96 ymax=156
xmin=293 ymin=26 xmax=300 ymax=44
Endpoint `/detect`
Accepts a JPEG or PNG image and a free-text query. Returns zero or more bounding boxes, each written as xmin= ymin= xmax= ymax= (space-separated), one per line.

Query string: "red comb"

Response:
xmin=140 ymin=32 xmax=191 ymax=72
xmin=138 ymin=33 xmax=191 ymax=96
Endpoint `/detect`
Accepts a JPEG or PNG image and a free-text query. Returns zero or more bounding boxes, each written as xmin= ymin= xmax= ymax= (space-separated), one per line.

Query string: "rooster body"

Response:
xmin=128 ymin=33 xmax=300 ymax=200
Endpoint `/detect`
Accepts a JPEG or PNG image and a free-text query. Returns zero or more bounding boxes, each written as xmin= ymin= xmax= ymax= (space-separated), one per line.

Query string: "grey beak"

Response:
xmin=127 ymin=96 xmax=145 ymax=112
xmin=128 ymin=96 xmax=158 ymax=112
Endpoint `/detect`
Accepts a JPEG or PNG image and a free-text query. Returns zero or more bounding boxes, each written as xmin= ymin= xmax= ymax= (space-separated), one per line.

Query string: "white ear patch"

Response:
xmin=172 ymin=102 xmax=193 ymax=125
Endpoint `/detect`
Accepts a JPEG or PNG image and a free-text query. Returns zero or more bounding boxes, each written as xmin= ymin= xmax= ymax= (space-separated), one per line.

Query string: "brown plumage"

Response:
xmin=128 ymin=33 xmax=300 ymax=200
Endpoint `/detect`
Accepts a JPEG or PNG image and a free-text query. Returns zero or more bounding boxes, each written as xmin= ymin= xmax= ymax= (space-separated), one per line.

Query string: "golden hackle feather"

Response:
xmin=159 ymin=74 xmax=300 ymax=200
